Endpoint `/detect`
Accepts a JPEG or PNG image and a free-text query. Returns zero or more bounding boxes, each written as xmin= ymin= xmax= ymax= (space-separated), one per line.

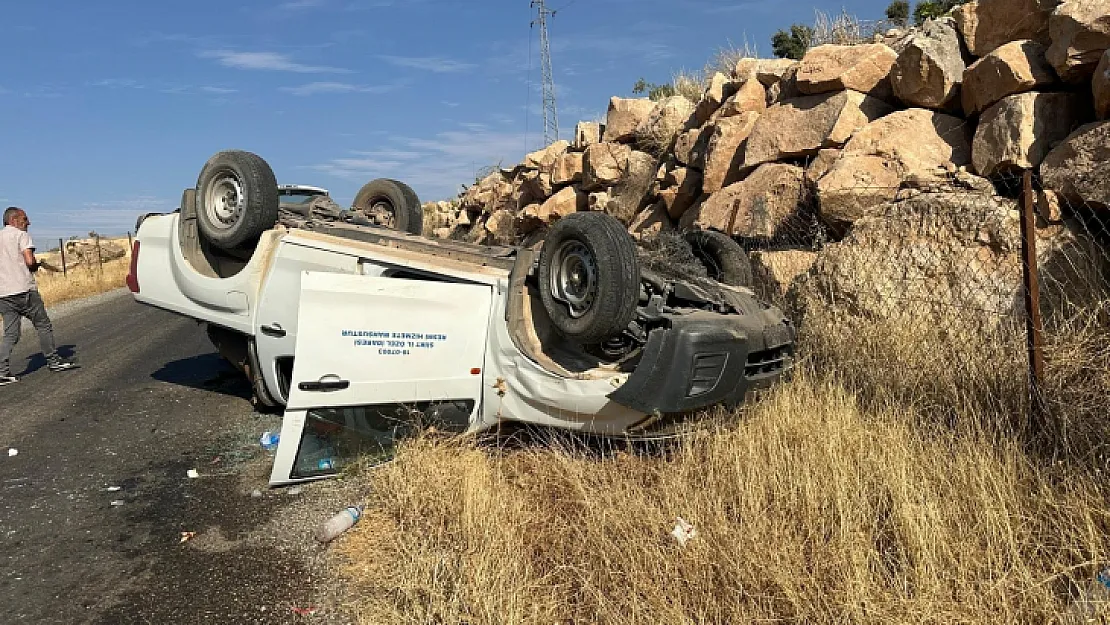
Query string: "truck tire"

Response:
xmin=538 ymin=212 xmax=641 ymax=344
xmin=352 ymin=179 xmax=423 ymax=235
xmin=196 ymin=150 xmax=279 ymax=250
xmin=684 ymin=229 xmax=753 ymax=288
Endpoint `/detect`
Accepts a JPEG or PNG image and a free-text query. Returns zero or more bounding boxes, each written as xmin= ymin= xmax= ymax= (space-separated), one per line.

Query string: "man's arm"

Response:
xmin=22 ymin=249 xmax=40 ymax=273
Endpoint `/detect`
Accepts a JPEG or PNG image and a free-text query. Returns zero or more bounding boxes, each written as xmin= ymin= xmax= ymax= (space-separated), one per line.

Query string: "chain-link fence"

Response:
xmin=737 ymin=162 xmax=1110 ymax=451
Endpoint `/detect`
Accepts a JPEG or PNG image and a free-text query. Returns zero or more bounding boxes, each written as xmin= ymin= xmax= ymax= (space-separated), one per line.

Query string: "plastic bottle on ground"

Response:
xmin=315 ymin=505 xmax=364 ymax=544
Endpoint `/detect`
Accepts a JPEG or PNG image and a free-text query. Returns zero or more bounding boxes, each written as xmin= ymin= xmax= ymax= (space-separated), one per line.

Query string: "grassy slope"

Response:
xmin=330 ymin=302 xmax=1110 ymax=624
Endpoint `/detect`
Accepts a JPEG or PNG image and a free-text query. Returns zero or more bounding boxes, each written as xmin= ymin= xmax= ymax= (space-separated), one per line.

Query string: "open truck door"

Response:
xmin=269 ymin=271 xmax=494 ymax=486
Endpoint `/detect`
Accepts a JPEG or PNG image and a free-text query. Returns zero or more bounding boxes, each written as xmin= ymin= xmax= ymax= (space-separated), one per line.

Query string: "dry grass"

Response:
xmin=333 ymin=372 xmax=1110 ymax=624
xmin=810 ymin=9 xmax=891 ymax=47
xmin=35 ymin=241 xmax=131 ymax=307
xmin=702 ymin=38 xmax=761 ymax=80
xmin=330 ymin=292 xmax=1110 ymax=623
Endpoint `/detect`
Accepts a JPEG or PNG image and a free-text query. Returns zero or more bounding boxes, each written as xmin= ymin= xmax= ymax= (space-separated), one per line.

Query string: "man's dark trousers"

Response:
xmin=0 ymin=290 xmax=58 ymax=377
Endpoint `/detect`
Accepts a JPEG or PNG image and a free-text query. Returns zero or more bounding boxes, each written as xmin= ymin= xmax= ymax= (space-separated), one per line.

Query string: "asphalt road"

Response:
xmin=0 ymin=290 xmax=350 ymax=624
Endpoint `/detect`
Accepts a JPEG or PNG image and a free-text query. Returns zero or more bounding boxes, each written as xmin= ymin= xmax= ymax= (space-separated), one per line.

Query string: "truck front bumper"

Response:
xmin=607 ymin=311 xmax=794 ymax=417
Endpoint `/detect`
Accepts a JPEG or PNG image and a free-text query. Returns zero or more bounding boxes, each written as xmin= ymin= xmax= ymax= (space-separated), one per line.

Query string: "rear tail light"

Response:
xmin=126 ymin=241 xmax=140 ymax=293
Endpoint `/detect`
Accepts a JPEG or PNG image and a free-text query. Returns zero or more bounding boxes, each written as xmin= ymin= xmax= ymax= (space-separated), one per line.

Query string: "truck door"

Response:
xmin=253 ymin=241 xmax=360 ymax=404
xmin=268 ymin=271 xmax=494 ymax=486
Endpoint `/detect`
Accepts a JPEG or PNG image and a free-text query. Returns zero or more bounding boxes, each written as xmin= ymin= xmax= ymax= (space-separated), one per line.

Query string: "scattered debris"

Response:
xmin=288 ymin=486 xmax=302 ymax=496
xmin=315 ymin=505 xmax=364 ymax=544
xmin=110 ymin=500 xmax=125 ymax=507
xmin=251 ymin=489 xmax=263 ymax=498
xmin=290 ymin=606 xmax=318 ymax=616
xmin=8 ymin=448 xmax=17 ymax=457
xmin=103 ymin=486 xmax=122 ymax=492
xmin=670 ymin=517 xmax=697 ymax=547
xmin=186 ymin=469 xmax=200 ymax=479
xmin=259 ymin=432 xmax=280 ymax=451
xmin=210 ymin=456 xmax=222 ymax=465
xmin=179 ymin=531 xmax=196 ymax=544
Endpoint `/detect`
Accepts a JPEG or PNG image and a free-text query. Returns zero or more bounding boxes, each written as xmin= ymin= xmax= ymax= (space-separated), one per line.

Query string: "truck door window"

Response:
xmin=291 ymin=400 xmax=475 ymax=479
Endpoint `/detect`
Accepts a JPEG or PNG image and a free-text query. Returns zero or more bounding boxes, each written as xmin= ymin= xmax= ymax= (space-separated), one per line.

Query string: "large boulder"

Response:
xmin=795 ymin=44 xmax=899 ymax=99
xmin=606 ymin=150 xmax=658 ymax=225
xmin=817 ymin=156 xmax=904 ymax=228
xmin=1096 ymin=50 xmax=1110 ymax=119
xmin=686 ymin=163 xmax=809 ymax=239
xmin=517 ymin=170 xmax=555 ymax=208
xmin=523 ymin=140 xmax=570 ymax=171
xmin=789 ymin=192 xmax=1076 ymax=324
xmin=461 ymin=172 xmax=513 ymax=213
xmin=817 ymin=109 xmax=973 ymax=227
xmin=636 ymin=96 xmax=697 ymax=152
xmin=702 ymin=112 xmax=761 ymax=193
xmin=714 ymin=79 xmax=767 ymax=119
xmin=804 ymin=148 xmax=842 ymax=184
xmin=1041 ymin=121 xmax=1110 ymax=210
xmin=954 ymin=0 xmax=1055 ymax=57
xmin=1046 ymin=0 xmax=1110 ymax=83
xmin=674 ymin=125 xmax=712 ymax=169
xmin=551 ymin=152 xmax=585 ymax=186
xmin=694 ymin=72 xmax=742 ymax=125
xmin=602 ymin=97 xmax=657 ymax=143
xmin=972 ymin=91 xmax=1091 ymax=176
xmin=482 ymin=209 xmax=517 ymax=245
xmin=628 ymin=201 xmax=674 ymax=239
xmin=962 ymin=40 xmax=1058 ymax=115
xmin=574 ymin=121 xmax=602 ymax=149
xmin=767 ymin=65 xmax=804 ymax=105
xmin=658 ymin=167 xmax=703 ymax=220
xmin=519 ymin=185 xmax=585 ymax=233
xmin=752 ymin=250 xmax=819 ymax=302
xmin=744 ymin=91 xmax=896 ymax=168
xmin=582 ymin=142 xmax=632 ymax=191
xmin=891 ymin=19 xmax=966 ymax=110
xmin=734 ymin=58 xmax=798 ymax=86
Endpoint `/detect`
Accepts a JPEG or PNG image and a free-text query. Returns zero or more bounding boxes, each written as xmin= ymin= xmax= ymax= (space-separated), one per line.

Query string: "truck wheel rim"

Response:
xmin=205 ymin=173 xmax=246 ymax=230
xmin=366 ymin=200 xmax=396 ymax=228
xmin=550 ymin=240 xmax=597 ymax=319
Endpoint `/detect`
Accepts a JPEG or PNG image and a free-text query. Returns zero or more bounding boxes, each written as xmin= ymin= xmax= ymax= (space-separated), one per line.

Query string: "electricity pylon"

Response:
xmin=531 ymin=0 xmax=559 ymax=145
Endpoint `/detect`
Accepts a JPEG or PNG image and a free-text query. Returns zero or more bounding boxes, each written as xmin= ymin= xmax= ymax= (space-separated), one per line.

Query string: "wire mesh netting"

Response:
xmin=738 ymin=163 xmax=1110 ymax=446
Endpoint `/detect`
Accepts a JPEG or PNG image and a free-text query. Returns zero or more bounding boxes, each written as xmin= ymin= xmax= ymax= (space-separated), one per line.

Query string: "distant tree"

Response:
xmin=88 ymin=231 xmax=100 ymax=239
xmin=771 ymin=24 xmax=814 ymax=60
xmin=913 ymin=0 xmax=965 ymax=25
xmin=632 ymin=77 xmax=677 ymax=102
xmin=886 ymin=0 xmax=910 ymax=26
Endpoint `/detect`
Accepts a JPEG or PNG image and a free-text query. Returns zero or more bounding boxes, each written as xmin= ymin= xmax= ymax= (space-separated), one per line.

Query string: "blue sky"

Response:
xmin=0 ymin=0 xmax=882 ymax=243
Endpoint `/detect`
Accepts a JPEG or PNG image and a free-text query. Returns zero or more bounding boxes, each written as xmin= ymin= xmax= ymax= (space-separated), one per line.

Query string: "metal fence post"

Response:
xmin=127 ymin=231 xmax=133 ymax=250
xmin=59 ymin=238 xmax=67 ymax=277
xmin=95 ymin=235 xmax=103 ymax=274
xmin=1019 ymin=169 xmax=1046 ymax=420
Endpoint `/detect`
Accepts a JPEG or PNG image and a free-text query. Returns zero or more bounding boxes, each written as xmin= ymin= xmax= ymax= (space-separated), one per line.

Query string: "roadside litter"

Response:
xmin=260 ymin=432 xmax=280 ymax=451
xmin=315 ymin=505 xmax=364 ymax=544
xmin=8 ymin=448 xmax=17 ymax=457
xmin=102 ymin=486 xmax=121 ymax=492
xmin=1067 ymin=567 xmax=1110 ymax=619
xmin=110 ymin=500 xmax=124 ymax=507
xmin=186 ymin=469 xmax=200 ymax=479
xmin=290 ymin=606 xmax=318 ymax=616
xmin=179 ymin=531 xmax=196 ymax=544
xmin=671 ymin=517 xmax=697 ymax=547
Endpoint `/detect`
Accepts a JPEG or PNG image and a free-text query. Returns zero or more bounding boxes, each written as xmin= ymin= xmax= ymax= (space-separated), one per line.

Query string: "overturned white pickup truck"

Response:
xmin=127 ymin=150 xmax=795 ymax=485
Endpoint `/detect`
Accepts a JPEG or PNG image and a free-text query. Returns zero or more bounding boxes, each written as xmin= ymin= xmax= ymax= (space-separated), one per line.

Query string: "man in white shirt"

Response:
xmin=0 ymin=207 xmax=79 ymax=385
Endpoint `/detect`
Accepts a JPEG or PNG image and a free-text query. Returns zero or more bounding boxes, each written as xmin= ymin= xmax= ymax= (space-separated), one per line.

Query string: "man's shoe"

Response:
xmin=48 ymin=360 xmax=80 ymax=372
xmin=0 ymin=375 xmax=18 ymax=386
